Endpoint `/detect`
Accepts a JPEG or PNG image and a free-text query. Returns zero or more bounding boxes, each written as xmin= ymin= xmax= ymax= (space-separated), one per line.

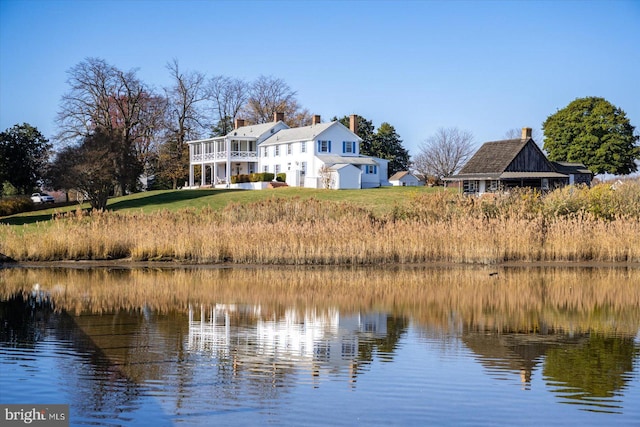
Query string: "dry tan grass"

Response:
xmin=1 ymin=183 xmax=639 ymax=264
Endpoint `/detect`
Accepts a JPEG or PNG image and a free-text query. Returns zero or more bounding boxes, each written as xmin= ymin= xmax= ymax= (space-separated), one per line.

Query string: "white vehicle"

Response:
xmin=31 ymin=193 xmax=55 ymax=204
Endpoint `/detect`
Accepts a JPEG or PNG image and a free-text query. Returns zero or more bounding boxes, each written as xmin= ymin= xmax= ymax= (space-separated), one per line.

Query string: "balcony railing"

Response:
xmin=192 ymin=151 xmax=257 ymax=162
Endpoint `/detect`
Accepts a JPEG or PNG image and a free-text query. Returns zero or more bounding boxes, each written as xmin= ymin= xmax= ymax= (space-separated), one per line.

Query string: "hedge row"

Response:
xmin=230 ymin=172 xmax=277 ymax=184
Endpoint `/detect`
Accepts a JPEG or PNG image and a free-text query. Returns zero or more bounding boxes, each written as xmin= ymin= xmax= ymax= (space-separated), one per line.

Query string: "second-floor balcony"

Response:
xmin=191 ymin=138 xmax=258 ymax=163
xmin=192 ymin=150 xmax=258 ymax=162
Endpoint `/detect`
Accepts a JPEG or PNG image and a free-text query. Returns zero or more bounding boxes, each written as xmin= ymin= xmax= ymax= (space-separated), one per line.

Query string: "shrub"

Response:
xmin=248 ymin=172 xmax=274 ymax=182
xmin=2 ymin=182 xmax=19 ymax=197
xmin=0 ymin=195 xmax=33 ymax=216
xmin=276 ymin=173 xmax=286 ymax=183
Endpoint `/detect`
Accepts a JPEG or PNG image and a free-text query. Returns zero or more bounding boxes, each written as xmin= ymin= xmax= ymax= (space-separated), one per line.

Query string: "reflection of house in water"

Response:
xmin=187 ymin=304 xmax=388 ymax=379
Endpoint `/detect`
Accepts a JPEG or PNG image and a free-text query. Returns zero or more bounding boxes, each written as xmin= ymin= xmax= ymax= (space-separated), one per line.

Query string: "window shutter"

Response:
xmin=317 ymin=141 xmax=321 ymax=152
xmin=328 ymin=141 xmax=331 ymax=152
xmin=342 ymin=141 xmax=345 ymax=153
xmin=374 ymin=165 xmax=378 ymax=174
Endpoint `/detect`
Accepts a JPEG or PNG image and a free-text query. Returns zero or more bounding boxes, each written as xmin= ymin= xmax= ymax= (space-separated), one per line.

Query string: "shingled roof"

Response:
xmin=458 ymin=139 xmax=529 ymax=174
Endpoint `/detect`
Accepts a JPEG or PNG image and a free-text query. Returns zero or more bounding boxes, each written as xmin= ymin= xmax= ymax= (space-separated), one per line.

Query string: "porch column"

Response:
xmin=225 ymin=137 xmax=231 ymax=185
xmin=214 ymin=163 xmax=218 ymax=186
xmin=201 ymin=165 xmax=205 ymax=186
xmin=188 ymin=144 xmax=194 ymax=187
xmin=210 ymin=163 xmax=214 ymax=186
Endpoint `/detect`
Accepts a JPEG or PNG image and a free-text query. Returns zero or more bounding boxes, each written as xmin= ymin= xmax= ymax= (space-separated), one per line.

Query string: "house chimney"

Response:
xmin=312 ymin=114 xmax=321 ymax=125
xmin=522 ymin=127 xmax=532 ymax=140
xmin=234 ymin=118 xmax=245 ymax=129
xmin=349 ymin=114 xmax=358 ymax=135
xmin=274 ymin=112 xmax=284 ymax=123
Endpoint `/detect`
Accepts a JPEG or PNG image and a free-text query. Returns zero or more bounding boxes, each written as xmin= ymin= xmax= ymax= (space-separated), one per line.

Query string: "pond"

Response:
xmin=1 ymin=265 xmax=639 ymax=426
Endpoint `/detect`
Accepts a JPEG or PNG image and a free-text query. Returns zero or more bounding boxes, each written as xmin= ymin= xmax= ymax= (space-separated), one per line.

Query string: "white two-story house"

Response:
xmin=187 ymin=114 xmax=389 ymax=190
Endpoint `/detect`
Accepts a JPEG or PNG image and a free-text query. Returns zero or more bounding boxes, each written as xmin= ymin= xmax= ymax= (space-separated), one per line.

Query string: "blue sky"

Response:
xmin=1 ymin=0 xmax=639 ymax=157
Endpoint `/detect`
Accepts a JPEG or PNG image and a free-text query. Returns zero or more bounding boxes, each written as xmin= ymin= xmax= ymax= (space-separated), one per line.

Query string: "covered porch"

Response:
xmin=446 ymin=172 xmax=569 ymax=195
xmin=188 ymin=137 xmax=258 ymax=187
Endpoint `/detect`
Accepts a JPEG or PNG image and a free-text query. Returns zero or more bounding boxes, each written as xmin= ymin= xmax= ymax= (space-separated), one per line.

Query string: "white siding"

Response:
xmin=311 ymin=126 xmax=360 ymax=156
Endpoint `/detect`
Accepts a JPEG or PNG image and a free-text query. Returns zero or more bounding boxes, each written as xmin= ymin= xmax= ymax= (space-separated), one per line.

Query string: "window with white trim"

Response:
xmin=275 ymin=164 xmax=281 ymax=174
xmin=301 ymin=161 xmax=307 ymax=175
xmin=343 ymin=141 xmax=355 ymax=153
xmin=318 ymin=140 xmax=331 ymax=153
xmin=263 ymin=165 xmax=269 ymax=173
xmin=275 ymin=145 xmax=280 ymax=156
xmin=301 ymin=141 xmax=307 ymax=153
xmin=287 ymin=143 xmax=292 ymax=155
xmin=464 ymin=180 xmax=478 ymax=193
xmin=365 ymin=165 xmax=377 ymax=174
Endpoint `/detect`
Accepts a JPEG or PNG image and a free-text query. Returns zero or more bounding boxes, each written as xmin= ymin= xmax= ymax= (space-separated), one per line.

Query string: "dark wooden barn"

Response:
xmin=445 ymin=128 xmax=592 ymax=194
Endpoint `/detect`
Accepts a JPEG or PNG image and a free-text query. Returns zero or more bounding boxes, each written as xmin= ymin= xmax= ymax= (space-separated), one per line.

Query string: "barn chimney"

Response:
xmin=234 ymin=118 xmax=245 ymax=129
xmin=522 ymin=127 xmax=532 ymax=140
xmin=349 ymin=114 xmax=358 ymax=135
xmin=312 ymin=115 xmax=321 ymax=125
xmin=274 ymin=112 xmax=284 ymax=123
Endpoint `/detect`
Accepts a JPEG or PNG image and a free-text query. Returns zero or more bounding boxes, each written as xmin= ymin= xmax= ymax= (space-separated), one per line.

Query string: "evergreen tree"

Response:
xmin=371 ymin=123 xmax=410 ymax=177
xmin=0 ymin=123 xmax=51 ymax=194
xmin=334 ymin=116 xmax=409 ymax=177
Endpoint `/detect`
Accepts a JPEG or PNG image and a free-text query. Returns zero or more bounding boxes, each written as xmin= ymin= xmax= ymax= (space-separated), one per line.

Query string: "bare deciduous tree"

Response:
xmin=318 ymin=165 xmax=334 ymax=189
xmin=503 ymin=127 xmax=543 ymax=142
xmin=414 ymin=127 xmax=475 ymax=180
xmin=160 ymin=60 xmax=206 ymax=188
xmin=205 ymin=75 xmax=249 ymax=136
xmin=56 ymin=57 xmax=159 ymax=195
xmin=244 ymin=75 xmax=298 ymax=125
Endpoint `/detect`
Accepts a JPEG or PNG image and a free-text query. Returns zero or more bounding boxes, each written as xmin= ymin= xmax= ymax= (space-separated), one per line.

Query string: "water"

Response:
xmin=1 ymin=266 xmax=639 ymax=426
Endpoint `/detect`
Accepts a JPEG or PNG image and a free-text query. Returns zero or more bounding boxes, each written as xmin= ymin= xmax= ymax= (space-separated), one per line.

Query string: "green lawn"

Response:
xmin=1 ymin=186 xmax=450 ymax=227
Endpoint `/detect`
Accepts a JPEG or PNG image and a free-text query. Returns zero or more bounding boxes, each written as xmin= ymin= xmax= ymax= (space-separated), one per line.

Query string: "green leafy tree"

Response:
xmin=0 ymin=123 xmax=51 ymax=194
xmin=542 ymin=97 xmax=639 ymax=175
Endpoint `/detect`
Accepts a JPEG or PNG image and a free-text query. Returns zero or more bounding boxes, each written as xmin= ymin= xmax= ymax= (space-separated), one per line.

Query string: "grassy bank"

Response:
xmin=1 ymin=183 xmax=639 ymax=264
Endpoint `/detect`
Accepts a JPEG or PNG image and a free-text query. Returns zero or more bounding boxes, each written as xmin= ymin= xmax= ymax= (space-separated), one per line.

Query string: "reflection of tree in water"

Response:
xmin=0 ymin=294 xmax=166 ymax=422
xmin=543 ymin=334 xmax=638 ymax=413
xmin=461 ymin=327 xmax=639 ymax=413
xmin=0 ymin=293 xmax=52 ymax=347
xmin=357 ymin=316 xmax=409 ymax=364
xmin=462 ymin=331 xmax=588 ymax=388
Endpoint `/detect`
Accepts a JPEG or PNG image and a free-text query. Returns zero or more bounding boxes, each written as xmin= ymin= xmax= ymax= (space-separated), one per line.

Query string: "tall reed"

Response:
xmin=1 ymin=182 xmax=639 ymax=264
